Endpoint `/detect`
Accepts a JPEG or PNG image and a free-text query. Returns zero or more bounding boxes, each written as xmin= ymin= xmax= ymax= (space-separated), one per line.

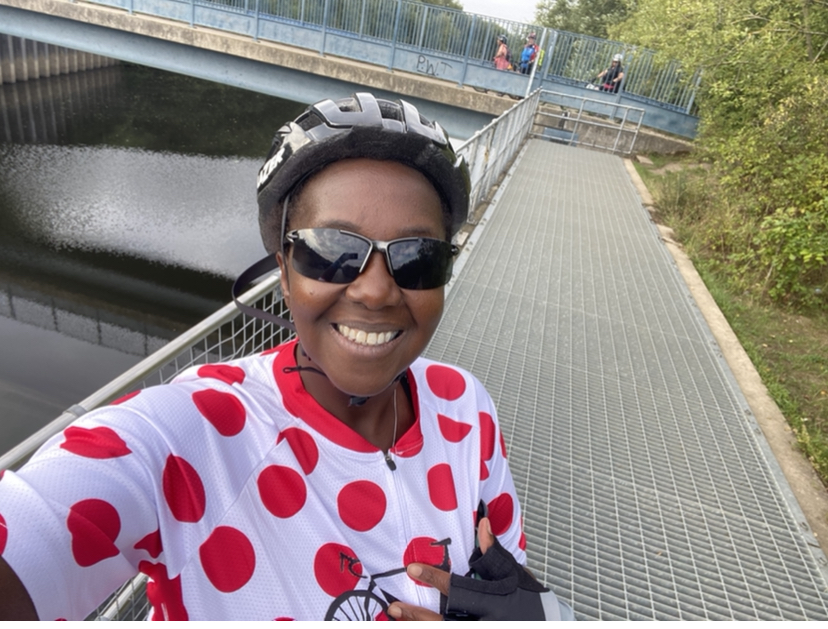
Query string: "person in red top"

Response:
xmin=494 ymin=34 xmax=511 ymax=70
xmin=0 ymin=93 xmax=574 ymax=621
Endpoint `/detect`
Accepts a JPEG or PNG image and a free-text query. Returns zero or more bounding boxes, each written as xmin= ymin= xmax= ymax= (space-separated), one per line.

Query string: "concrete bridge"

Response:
xmin=0 ymin=0 xmax=699 ymax=140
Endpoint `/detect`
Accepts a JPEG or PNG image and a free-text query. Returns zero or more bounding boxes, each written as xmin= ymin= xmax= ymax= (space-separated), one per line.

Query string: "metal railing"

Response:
xmin=457 ymin=89 xmax=541 ymax=222
xmin=539 ymin=30 xmax=703 ymax=114
xmin=532 ymin=90 xmax=645 ymax=156
xmin=54 ymin=0 xmax=700 ymax=116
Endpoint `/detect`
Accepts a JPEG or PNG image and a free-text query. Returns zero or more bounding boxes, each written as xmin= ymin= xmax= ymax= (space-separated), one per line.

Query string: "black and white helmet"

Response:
xmin=256 ymin=93 xmax=471 ymax=254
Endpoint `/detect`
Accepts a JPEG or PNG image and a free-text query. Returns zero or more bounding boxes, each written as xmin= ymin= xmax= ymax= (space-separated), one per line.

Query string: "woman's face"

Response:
xmin=278 ymin=158 xmax=447 ymax=398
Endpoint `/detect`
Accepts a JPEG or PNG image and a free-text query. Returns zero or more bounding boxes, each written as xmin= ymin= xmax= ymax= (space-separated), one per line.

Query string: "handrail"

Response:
xmin=455 ymin=89 xmax=542 ymax=221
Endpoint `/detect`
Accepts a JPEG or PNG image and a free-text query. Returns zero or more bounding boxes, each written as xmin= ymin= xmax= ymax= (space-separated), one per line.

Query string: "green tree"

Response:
xmin=535 ymin=0 xmax=627 ymax=37
xmin=614 ymin=0 xmax=828 ymax=305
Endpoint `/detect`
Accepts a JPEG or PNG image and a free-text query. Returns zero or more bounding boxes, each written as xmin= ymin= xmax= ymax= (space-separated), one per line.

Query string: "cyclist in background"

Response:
xmin=598 ymin=53 xmax=625 ymax=93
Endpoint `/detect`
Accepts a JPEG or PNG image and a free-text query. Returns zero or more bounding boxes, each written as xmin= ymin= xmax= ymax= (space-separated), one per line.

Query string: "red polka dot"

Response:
xmin=437 ymin=414 xmax=472 ymax=443
xmin=134 ymin=529 xmax=163 ymax=559
xmin=60 ymin=426 xmax=131 ymax=459
xmin=403 ymin=537 xmax=451 ymax=586
xmin=519 ymin=532 xmax=527 ymax=551
xmin=0 ymin=513 xmax=7 ymax=554
xmin=480 ymin=412 xmax=495 ymax=461
xmin=427 ymin=463 xmax=457 ymax=511
xmin=258 ymin=465 xmax=306 ymax=518
xmin=274 ymin=617 xmax=295 ymax=621
xmin=404 ymin=537 xmax=445 ymax=566
xmin=499 ymin=430 xmax=508 ymax=459
xmin=425 ymin=365 xmax=466 ymax=401
xmin=162 ymin=455 xmax=206 ymax=523
xmin=192 ymin=389 xmax=246 ymax=437
xmin=111 ymin=390 xmax=140 ymax=405
xmin=487 ymin=493 xmax=514 ymax=536
xmin=141 ymin=560 xmax=188 ymax=620
xmin=67 ymin=499 xmax=121 ymax=567
xmin=313 ymin=543 xmax=362 ymax=597
xmin=277 ymin=428 xmax=319 ymax=475
xmin=197 ymin=364 xmax=245 ymax=385
xmin=199 ymin=526 xmax=256 ymax=593
xmin=337 ymin=481 xmax=386 ymax=532
xmin=480 ymin=459 xmax=489 ymax=481
xmin=375 ymin=610 xmax=390 ymax=621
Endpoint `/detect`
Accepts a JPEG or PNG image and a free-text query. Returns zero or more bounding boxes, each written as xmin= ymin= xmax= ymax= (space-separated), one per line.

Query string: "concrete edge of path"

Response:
xmin=624 ymin=158 xmax=828 ymax=564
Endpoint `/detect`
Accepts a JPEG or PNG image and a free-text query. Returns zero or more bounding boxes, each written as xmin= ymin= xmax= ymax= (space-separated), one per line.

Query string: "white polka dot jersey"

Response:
xmin=0 ymin=339 xmax=525 ymax=620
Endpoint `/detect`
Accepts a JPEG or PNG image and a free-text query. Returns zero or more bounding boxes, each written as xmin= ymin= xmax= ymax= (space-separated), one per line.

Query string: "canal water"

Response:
xmin=0 ymin=63 xmax=306 ymax=453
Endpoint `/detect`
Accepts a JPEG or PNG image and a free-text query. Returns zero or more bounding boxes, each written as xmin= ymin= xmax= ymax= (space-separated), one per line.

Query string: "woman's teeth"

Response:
xmin=337 ymin=324 xmax=397 ymax=346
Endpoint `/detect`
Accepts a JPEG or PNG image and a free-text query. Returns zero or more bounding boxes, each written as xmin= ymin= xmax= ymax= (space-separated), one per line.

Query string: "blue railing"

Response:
xmin=62 ymin=0 xmax=700 ymax=124
xmin=243 ymin=0 xmax=700 ymax=114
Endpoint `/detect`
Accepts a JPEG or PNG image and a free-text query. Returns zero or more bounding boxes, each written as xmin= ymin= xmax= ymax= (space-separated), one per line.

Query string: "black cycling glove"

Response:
xmin=442 ymin=536 xmax=549 ymax=621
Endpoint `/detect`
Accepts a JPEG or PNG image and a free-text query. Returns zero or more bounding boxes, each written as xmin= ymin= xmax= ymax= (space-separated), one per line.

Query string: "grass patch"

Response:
xmin=635 ymin=154 xmax=828 ymax=486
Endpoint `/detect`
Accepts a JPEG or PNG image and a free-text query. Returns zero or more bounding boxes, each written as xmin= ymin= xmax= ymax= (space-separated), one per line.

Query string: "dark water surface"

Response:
xmin=0 ymin=64 xmax=306 ymax=452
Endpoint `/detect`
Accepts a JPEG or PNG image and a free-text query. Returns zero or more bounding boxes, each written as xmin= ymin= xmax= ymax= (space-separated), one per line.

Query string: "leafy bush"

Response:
xmin=615 ymin=1 xmax=828 ymax=308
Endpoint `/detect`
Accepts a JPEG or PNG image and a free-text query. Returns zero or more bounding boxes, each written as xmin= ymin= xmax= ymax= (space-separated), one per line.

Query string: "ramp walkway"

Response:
xmin=424 ymin=139 xmax=828 ymax=620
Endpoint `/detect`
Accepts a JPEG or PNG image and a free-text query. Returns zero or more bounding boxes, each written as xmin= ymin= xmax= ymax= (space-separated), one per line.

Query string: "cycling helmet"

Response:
xmin=497 ymin=34 xmax=507 ymax=44
xmin=612 ymin=53 xmax=623 ymax=62
xmin=256 ymin=92 xmax=471 ymax=254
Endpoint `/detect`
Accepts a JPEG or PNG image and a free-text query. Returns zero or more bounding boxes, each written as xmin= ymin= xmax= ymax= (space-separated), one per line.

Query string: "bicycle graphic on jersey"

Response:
xmin=324 ymin=538 xmax=452 ymax=621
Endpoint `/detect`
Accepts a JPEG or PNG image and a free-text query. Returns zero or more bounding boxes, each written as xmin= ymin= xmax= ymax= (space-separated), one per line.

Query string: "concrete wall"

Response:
xmin=0 ymin=33 xmax=116 ymax=84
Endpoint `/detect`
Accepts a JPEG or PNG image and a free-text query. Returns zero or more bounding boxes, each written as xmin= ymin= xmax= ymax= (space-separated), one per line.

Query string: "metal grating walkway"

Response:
xmin=424 ymin=140 xmax=828 ymax=620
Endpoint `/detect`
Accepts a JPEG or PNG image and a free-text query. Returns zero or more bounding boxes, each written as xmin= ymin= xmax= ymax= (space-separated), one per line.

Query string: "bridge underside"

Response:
xmin=0 ymin=3 xmax=499 ymax=140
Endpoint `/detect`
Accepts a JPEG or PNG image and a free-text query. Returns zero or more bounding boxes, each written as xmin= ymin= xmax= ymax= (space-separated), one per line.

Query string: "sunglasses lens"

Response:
xmin=288 ymin=229 xmax=455 ymax=289
xmin=389 ymin=239 xmax=455 ymax=290
xmin=290 ymin=229 xmax=370 ymax=284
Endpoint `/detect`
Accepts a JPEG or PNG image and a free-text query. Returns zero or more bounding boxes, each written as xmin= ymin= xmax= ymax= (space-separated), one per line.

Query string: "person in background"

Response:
xmin=494 ymin=34 xmax=511 ymax=71
xmin=519 ymin=33 xmax=539 ymax=75
xmin=598 ymin=53 xmax=625 ymax=93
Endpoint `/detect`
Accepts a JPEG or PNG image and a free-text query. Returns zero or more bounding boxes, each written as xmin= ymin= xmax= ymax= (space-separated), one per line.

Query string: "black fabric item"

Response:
xmin=443 ymin=538 xmax=548 ymax=621
xmin=231 ymin=254 xmax=296 ymax=333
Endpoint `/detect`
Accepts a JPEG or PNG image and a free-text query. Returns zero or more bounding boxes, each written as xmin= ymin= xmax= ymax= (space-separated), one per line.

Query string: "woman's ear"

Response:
xmin=276 ymin=251 xmax=291 ymax=309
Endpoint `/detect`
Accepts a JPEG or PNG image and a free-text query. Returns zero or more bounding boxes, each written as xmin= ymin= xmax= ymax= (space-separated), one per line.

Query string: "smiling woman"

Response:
xmin=0 ymin=94 xmax=574 ymax=621
xmin=281 ymin=160 xmax=448 ymax=420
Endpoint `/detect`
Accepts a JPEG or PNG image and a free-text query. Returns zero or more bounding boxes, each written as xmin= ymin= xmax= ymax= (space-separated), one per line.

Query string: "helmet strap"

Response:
xmin=231 ymin=255 xmax=296 ymax=333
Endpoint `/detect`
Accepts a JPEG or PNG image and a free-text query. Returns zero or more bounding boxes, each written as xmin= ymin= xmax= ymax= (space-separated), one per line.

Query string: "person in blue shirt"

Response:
xmin=519 ymin=33 xmax=539 ymax=75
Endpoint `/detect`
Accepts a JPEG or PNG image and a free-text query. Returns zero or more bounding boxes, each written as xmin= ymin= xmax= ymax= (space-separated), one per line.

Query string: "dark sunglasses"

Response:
xmin=285 ymin=228 xmax=459 ymax=290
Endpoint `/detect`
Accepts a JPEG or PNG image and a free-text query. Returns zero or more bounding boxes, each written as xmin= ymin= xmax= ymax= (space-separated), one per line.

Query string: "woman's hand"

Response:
xmin=386 ymin=518 xmax=496 ymax=621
